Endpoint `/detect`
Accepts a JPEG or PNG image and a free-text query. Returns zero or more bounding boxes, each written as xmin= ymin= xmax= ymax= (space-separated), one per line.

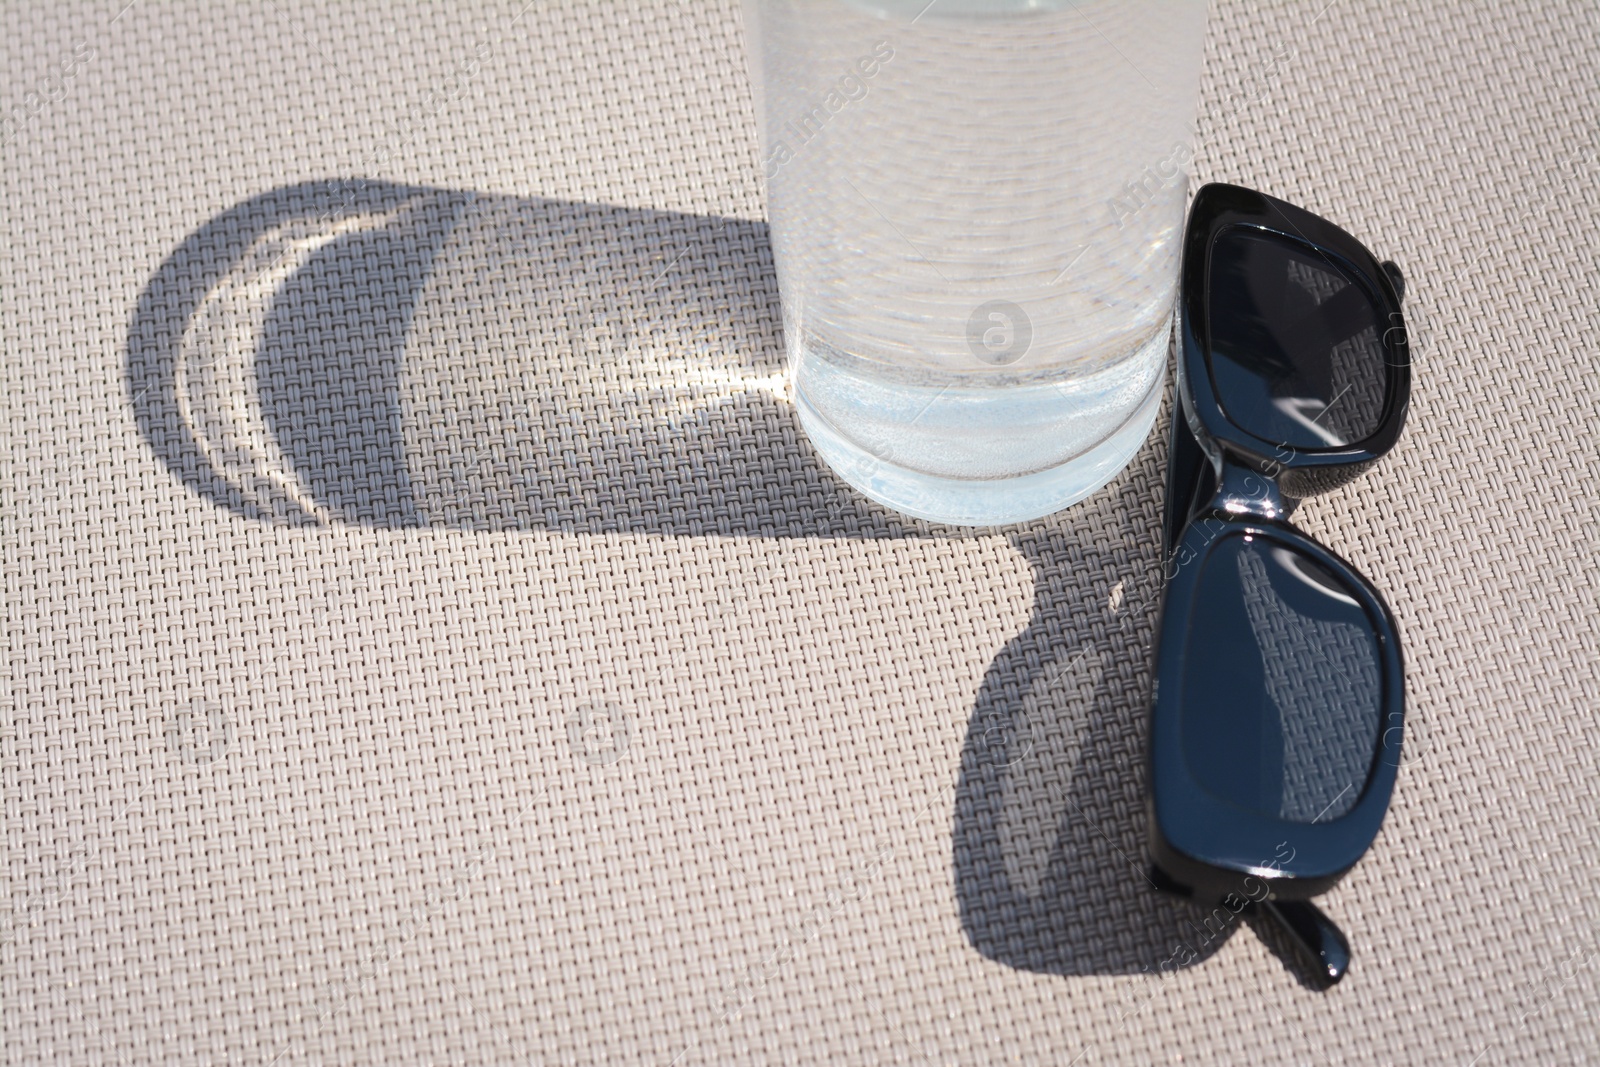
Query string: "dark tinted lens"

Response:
xmin=1206 ymin=228 xmax=1388 ymax=449
xmin=1180 ymin=533 xmax=1381 ymax=823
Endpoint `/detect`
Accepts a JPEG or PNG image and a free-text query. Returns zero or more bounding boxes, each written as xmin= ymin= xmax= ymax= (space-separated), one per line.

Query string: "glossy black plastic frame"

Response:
xmin=1176 ymin=183 xmax=1411 ymax=500
xmin=1147 ymin=184 xmax=1411 ymax=984
xmin=1148 ymin=513 xmax=1405 ymax=899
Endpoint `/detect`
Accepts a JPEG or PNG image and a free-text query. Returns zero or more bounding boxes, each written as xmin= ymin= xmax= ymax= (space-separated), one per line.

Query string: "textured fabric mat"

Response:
xmin=2 ymin=1 xmax=1596 ymax=1064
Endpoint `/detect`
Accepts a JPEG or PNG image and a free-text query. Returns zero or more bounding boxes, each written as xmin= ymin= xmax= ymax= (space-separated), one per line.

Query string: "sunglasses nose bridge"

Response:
xmin=1210 ymin=456 xmax=1291 ymax=523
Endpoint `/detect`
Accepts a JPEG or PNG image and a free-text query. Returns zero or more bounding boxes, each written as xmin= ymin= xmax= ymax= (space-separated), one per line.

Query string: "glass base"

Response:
xmin=795 ymin=369 xmax=1164 ymax=527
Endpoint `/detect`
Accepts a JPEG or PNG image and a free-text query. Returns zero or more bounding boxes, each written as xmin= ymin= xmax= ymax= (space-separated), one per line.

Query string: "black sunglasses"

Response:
xmin=1146 ymin=183 xmax=1411 ymax=987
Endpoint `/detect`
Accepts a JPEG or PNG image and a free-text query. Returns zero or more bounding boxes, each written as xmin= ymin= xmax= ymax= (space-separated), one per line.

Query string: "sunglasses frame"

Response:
xmin=1146 ymin=184 xmax=1412 ymax=981
xmin=1148 ymin=513 xmax=1406 ymax=899
xmin=1175 ymin=182 xmax=1412 ymax=487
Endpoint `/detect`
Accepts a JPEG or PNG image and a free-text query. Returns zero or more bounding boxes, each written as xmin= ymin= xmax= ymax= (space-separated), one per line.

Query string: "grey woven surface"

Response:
xmin=3 ymin=1 xmax=1597 ymax=1063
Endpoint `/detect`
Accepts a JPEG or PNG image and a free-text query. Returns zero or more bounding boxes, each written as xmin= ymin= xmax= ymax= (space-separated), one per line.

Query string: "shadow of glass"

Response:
xmin=124 ymin=178 xmax=1225 ymax=977
xmin=128 ymin=179 xmax=926 ymax=538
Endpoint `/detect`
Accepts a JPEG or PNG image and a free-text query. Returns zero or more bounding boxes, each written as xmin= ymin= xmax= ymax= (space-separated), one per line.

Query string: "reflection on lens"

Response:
xmin=1206 ymin=228 xmax=1387 ymax=449
xmin=1180 ymin=534 xmax=1381 ymax=823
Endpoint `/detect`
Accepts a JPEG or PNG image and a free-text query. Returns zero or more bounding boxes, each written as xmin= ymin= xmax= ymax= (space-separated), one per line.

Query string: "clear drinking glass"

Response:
xmin=743 ymin=0 xmax=1208 ymax=525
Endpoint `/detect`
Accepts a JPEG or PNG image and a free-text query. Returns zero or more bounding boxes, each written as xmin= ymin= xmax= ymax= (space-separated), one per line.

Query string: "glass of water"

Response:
xmin=743 ymin=0 xmax=1208 ymax=525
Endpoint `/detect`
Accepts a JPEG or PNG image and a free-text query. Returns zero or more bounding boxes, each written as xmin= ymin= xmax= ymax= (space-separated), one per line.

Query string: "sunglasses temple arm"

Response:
xmin=1257 ymin=898 xmax=1351 ymax=986
xmin=1163 ymin=400 xmax=1213 ymax=557
xmin=1381 ymin=260 xmax=1406 ymax=304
